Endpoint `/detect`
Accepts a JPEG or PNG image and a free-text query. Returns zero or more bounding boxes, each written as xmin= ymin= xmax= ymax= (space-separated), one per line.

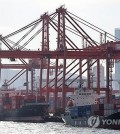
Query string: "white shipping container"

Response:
xmin=104 ymin=109 xmax=114 ymax=116
xmin=104 ymin=104 xmax=114 ymax=110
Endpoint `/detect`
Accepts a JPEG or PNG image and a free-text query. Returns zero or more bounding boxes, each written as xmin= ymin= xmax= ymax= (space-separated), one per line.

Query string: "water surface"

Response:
xmin=0 ymin=122 xmax=119 ymax=134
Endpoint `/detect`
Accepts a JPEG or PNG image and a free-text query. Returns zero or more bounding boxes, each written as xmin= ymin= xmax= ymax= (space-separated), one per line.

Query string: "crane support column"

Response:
xmin=26 ymin=69 xmax=29 ymax=96
xmin=56 ymin=6 xmax=66 ymax=111
xmin=97 ymin=58 xmax=100 ymax=95
xmin=40 ymin=13 xmax=50 ymax=100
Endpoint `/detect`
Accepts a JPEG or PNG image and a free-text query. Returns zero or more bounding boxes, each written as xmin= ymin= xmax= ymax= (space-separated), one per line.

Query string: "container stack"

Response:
xmin=67 ymin=102 xmax=120 ymax=119
xmin=11 ymin=96 xmax=24 ymax=109
xmin=70 ymin=106 xmax=78 ymax=118
xmin=69 ymin=105 xmax=92 ymax=118
xmin=2 ymin=93 xmax=12 ymax=110
xmin=114 ymin=104 xmax=120 ymax=112
xmin=92 ymin=104 xmax=104 ymax=116
xmin=78 ymin=106 xmax=91 ymax=117
xmin=104 ymin=103 xmax=114 ymax=117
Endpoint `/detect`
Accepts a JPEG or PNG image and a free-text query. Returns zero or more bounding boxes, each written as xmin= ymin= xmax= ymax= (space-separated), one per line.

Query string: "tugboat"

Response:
xmin=0 ymin=81 xmax=49 ymax=122
xmin=61 ymin=83 xmax=120 ymax=130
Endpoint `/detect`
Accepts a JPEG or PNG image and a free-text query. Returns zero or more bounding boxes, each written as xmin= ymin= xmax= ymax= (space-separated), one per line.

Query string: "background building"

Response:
xmin=115 ymin=28 xmax=120 ymax=90
xmin=93 ymin=64 xmax=105 ymax=88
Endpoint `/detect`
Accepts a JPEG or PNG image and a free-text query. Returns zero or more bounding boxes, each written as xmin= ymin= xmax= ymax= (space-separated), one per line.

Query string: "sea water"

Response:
xmin=0 ymin=121 xmax=119 ymax=134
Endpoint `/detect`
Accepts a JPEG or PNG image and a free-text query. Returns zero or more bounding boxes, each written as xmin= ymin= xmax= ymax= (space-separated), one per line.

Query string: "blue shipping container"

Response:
xmin=70 ymin=110 xmax=78 ymax=117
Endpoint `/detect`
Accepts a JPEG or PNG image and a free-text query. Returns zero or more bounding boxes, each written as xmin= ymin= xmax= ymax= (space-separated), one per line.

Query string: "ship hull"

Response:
xmin=3 ymin=116 xmax=44 ymax=123
xmin=62 ymin=112 xmax=120 ymax=130
xmin=0 ymin=103 xmax=49 ymax=123
xmin=62 ymin=114 xmax=89 ymax=127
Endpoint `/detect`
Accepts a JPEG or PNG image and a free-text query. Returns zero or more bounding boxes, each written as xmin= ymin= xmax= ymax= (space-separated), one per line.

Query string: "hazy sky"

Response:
xmin=0 ymin=0 xmax=119 ymax=86
xmin=0 ymin=0 xmax=120 ymax=36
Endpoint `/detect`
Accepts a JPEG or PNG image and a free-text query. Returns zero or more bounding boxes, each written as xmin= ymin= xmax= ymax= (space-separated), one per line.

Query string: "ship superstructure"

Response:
xmin=69 ymin=86 xmax=98 ymax=106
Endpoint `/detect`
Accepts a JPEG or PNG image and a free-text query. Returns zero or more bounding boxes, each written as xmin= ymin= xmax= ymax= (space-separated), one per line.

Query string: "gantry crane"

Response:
xmin=0 ymin=6 xmax=120 ymax=112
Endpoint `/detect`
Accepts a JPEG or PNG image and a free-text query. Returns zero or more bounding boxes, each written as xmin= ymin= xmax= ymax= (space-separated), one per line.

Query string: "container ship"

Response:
xmin=61 ymin=83 xmax=120 ymax=130
xmin=0 ymin=82 xmax=49 ymax=122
